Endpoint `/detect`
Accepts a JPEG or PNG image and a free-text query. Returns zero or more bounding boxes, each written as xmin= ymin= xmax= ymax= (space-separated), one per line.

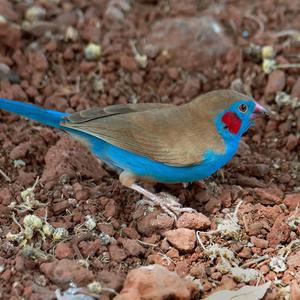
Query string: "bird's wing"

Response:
xmin=64 ymin=103 xmax=174 ymax=123
xmin=61 ymin=103 xmax=225 ymax=166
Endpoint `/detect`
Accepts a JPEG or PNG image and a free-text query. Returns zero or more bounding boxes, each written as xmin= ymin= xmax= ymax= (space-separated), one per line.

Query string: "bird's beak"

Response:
xmin=251 ymin=102 xmax=270 ymax=119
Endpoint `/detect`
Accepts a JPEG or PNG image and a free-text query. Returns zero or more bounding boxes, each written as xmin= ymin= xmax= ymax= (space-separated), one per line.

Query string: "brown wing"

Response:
xmin=65 ymin=103 xmax=174 ymax=123
xmin=61 ymin=102 xmax=225 ymax=166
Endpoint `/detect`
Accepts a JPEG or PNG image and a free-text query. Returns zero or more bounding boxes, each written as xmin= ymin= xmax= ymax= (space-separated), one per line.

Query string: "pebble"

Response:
xmin=287 ymin=251 xmax=300 ymax=268
xmin=286 ymin=134 xmax=299 ymax=151
xmin=143 ymin=16 xmax=233 ymax=70
xmin=267 ymin=214 xmax=290 ymax=246
xmin=164 ymin=228 xmax=196 ymax=252
xmin=218 ymin=189 xmax=232 ymax=208
xmin=120 ymin=54 xmax=138 ymax=72
xmin=119 ymin=238 xmax=145 ymax=256
xmin=290 ymin=281 xmax=300 ymax=300
xmin=0 ymin=21 xmax=21 ymax=49
xmin=136 ymin=211 xmax=174 ymax=236
xmin=182 ymin=77 xmax=201 ymax=98
xmin=250 ymin=236 xmax=268 ymax=249
xmin=236 ymin=174 xmax=266 ymax=188
xmin=176 ymin=212 xmax=211 ymax=230
xmin=114 ymin=264 xmax=199 ymax=300
xmin=52 ymin=200 xmax=70 ymax=214
xmin=283 ymin=193 xmax=300 ymax=210
xmin=104 ymin=198 xmax=119 ymax=218
xmin=0 ymin=0 xmax=19 ymax=22
xmin=108 ymin=244 xmax=128 ymax=262
xmin=41 ymin=136 xmax=105 ymax=188
xmin=265 ymin=70 xmax=286 ymax=95
xmin=254 ymin=188 xmax=283 ymax=205
xmin=248 ymin=164 xmax=270 ymax=178
xmin=28 ymin=50 xmax=48 ymax=72
xmin=54 ymin=242 xmax=74 ymax=259
xmin=0 ymin=188 xmax=12 ymax=205
xmin=40 ymin=259 xmax=94 ymax=286
xmin=167 ymin=67 xmax=180 ymax=80
xmin=291 ymin=77 xmax=300 ymax=98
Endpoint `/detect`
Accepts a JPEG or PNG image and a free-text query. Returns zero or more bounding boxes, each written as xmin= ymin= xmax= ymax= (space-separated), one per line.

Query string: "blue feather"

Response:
xmin=0 ymin=98 xmax=68 ymax=128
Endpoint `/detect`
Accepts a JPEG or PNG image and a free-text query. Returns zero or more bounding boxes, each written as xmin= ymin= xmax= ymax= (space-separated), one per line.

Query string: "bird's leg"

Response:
xmin=119 ymin=171 xmax=196 ymax=219
xmin=129 ymin=183 xmax=196 ymax=219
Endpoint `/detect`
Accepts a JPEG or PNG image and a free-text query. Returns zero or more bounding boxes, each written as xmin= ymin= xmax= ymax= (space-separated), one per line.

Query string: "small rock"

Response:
xmin=97 ymin=223 xmax=115 ymax=236
xmin=287 ymin=251 xmax=300 ymax=268
xmin=25 ymin=6 xmax=46 ymax=22
xmin=0 ymin=0 xmax=19 ymax=22
xmin=0 ymin=63 xmax=10 ymax=80
xmin=0 ymin=188 xmax=12 ymax=205
xmin=218 ymin=189 xmax=232 ymax=208
xmin=176 ymin=212 xmax=211 ymax=230
xmin=54 ymin=242 xmax=74 ymax=259
xmin=10 ymin=141 xmax=31 ymax=160
xmin=290 ymin=280 xmax=300 ymax=300
xmin=114 ymin=264 xmax=199 ymax=300
xmin=286 ymin=134 xmax=299 ymax=151
xmin=120 ymin=238 xmax=145 ymax=256
xmin=247 ymin=164 xmax=270 ymax=178
xmin=265 ymin=70 xmax=286 ymax=95
xmin=108 ymin=244 xmax=128 ymax=262
xmin=120 ymin=54 xmax=138 ymax=72
xmin=104 ymin=0 xmax=132 ymax=22
xmin=250 ymin=236 xmax=268 ymax=249
xmin=238 ymin=247 xmax=252 ymax=258
xmin=104 ymin=198 xmax=119 ymax=218
xmin=283 ymin=193 xmax=300 ymax=210
xmin=167 ymin=67 xmax=180 ymax=80
xmin=291 ymin=77 xmax=300 ymax=98
xmin=52 ymin=200 xmax=70 ymax=214
xmin=247 ymin=222 xmax=263 ymax=236
xmin=236 ymin=140 xmax=251 ymax=156
xmin=131 ymin=72 xmax=143 ymax=85
xmin=236 ymin=174 xmax=265 ymax=188
xmin=204 ymin=196 xmax=221 ymax=213
xmin=254 ymin=188 xmax=283 ymax=205
xmin=28 ymin=51 xmax=48 ymax=72
xmin=40 ymin=259 xmax=94 ymax=286
xmin=147 ymin=253 xmax=176 ymax=270
xmin=267 ymin=214 xmax=290 ymax=247
xmin=164 ymin=228 xmax=196 ymax=252
xmin=122 ymin=227 xmax=140 ymax=239
xmin=142 ymin=16 xmax=232 ymax=70
xmin=182 ymin=77 xmax=201 ymax=98
xmin=98 ymin=270 xmax=125 ymax=291
xmin=41 ymin=136 xmax=105 ymax=188
xmin=0 ymin=21 xmax=21 ymax=49
xmin=23 ymin=21 xmax=60 ymax=38
xmin=136 ymin=211 xmax=174 ymax=236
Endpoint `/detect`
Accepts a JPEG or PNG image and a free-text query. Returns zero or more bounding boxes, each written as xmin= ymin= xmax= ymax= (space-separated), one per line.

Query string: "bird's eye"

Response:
xmin=238 ymin=104 xmax=248 ymax=113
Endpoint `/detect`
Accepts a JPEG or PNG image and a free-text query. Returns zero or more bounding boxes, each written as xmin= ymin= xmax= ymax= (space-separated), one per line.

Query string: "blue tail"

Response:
xmin=0 ymin=98 xmax=69 ymax=128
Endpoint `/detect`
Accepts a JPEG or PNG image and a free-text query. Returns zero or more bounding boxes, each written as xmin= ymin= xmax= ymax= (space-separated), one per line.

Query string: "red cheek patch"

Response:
xmin=221 ymin=112 xmax=241 ymax=134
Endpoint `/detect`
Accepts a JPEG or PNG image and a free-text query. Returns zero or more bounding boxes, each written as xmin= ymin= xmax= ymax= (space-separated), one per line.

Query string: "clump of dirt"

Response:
xmin=0 ymin=0 xmax=300 ymax=299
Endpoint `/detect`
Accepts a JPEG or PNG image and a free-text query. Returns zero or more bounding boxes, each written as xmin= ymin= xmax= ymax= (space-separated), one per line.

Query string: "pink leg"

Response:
xmin=129 ymin=183 xmax=196 ymax=219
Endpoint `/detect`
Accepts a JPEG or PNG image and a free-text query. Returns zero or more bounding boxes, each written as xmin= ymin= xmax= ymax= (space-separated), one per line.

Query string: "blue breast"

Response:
xmin=67 ymin=129 xmax=240 ymax=183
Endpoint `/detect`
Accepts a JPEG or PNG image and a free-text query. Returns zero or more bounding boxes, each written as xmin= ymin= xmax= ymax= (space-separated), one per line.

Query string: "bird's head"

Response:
xmin=190 ymin=90 xmax=270 ymax=141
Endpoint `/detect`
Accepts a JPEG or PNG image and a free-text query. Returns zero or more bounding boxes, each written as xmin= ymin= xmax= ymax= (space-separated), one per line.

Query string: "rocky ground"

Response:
xmin=0 ymin=0 xmax=300 ymax=299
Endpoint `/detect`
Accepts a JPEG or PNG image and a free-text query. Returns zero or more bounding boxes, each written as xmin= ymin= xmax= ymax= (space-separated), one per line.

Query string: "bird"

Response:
xmin=0 ymin=89 xmax=269 ymax=218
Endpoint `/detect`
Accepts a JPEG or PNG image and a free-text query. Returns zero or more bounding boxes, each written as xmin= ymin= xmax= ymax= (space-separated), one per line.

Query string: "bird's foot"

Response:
xmin=132 ymin=183 xmax=196 ymax=219
xmin=150 ymin=192 xmax=196 ymax=219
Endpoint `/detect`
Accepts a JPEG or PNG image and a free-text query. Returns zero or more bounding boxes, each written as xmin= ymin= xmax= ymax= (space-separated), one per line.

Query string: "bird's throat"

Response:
xmin=221 ymin=112 xmax=241 ymax=134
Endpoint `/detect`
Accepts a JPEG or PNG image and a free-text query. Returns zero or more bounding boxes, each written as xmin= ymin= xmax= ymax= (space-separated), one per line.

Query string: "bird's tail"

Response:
xmin=0 ymin=98 xmax=69 ymax=128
